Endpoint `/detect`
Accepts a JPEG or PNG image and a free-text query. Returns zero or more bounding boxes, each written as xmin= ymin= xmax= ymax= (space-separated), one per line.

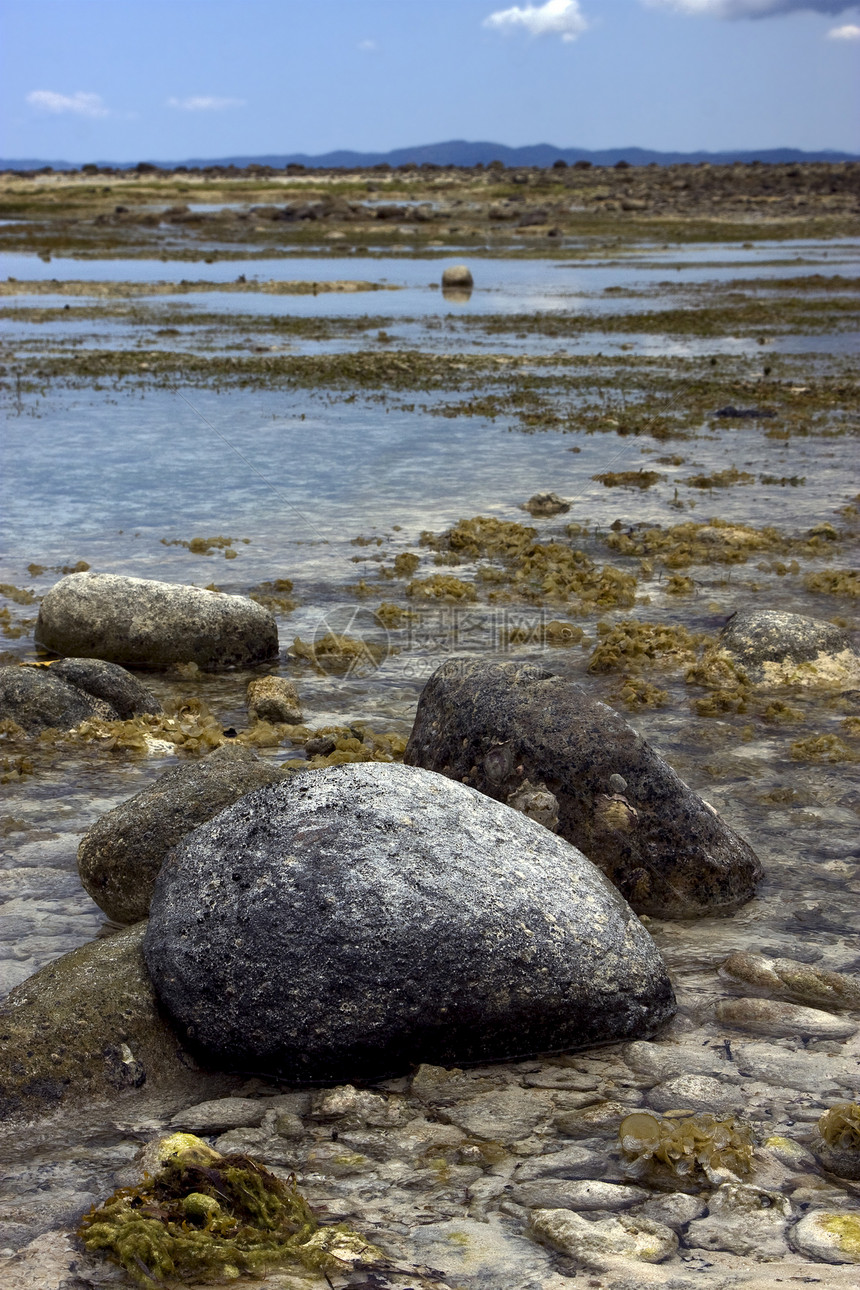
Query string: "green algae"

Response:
xmin=604 ymin=518 xmax=795 ymax=569
xmin=78 ymin=1139 xmax=381 ymax=1285
xmin=505 ymin=619 xmax=584 ymax=647
xmin=291 ymin=632 xmax=388 ymax=675
xmin=613 ymin=675 xmax=669 ymax=710
xmin=407 ymin=574 xmax=478 ymax=602
xmin=619 ymin=1111 xmax=754 ymax=1188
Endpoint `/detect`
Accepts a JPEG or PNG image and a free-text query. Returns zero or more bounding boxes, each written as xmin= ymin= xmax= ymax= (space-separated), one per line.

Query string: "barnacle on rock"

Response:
xmin=78 ymin=1134 xmax=381 ymax=1285
xmin=619 ymin=1112 xmax=754 ymax=1188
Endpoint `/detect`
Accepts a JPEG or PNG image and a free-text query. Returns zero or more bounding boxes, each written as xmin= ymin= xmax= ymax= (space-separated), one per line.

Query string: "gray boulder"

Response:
xmin=35 ymin=572 xmax=278 ymax=671
xmin=78 ymin=744 xmax=288 ymax=924
xmin=404 ymin=658 xmax=761 ymax=918
xmin=144 ymin=762 xmax=675 ymax=1083
xmin=719 ymin=608 xmax=860 ymax=689
xmin=0 ymin=659 xmax=160 ymax=733
xmin=0 ymin=925 xmax=235 ymax=1124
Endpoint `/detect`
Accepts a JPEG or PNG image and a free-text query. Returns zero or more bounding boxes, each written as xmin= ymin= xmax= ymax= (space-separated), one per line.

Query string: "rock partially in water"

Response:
xmin=441 ymin=264 xmax=473 ymax=289
xmin=522 ymin=491 xmax=570 ymax=517
xmin=77 ymin=743 xmax=287 ymax=924
xmin=246 ymin=675 xmax=302 ymax=724
xmin=404 ymin=658 xmax=761 ymax=918
xmin=0 ymin=925 xmax=233 ymax=1124
xmin=143 ymin=762 xmax=676 ymax=1083
xmin=35 ymin=572 xmax=278 ymax=671
xmin=0 ymin=658 xmax=160 ymax=733
xmin=719 ymin=608 xmax=860 ymax=690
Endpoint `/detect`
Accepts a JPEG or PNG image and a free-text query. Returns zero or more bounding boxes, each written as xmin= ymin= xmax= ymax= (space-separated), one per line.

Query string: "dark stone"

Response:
xmin=0 ymin=664 xmax=106 ymax=732
xmin=50 ymin=657 xmax=162 ymax=719
xmin=404 ymin=658 xmax=761 ymax=919
xmin=144 ymin=762 xmax=676 ymax=1083
xmin=78 ymin=744 xmax=288 ymax=924
xmin=719 ymin=609 xmax=856 ymax=679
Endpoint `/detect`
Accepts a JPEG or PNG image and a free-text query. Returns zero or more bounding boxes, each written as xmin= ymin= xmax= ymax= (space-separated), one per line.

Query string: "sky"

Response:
xmin=1 ymin=0 xmax=858 ymax=162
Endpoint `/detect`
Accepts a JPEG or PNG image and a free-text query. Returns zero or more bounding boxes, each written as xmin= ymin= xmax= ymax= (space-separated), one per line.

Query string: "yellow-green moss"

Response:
xmin=685 ymin=647 xmax=752 ymax=716
xmin=248 ymin=579 xmax=296 ymax=613
xmin=422 ymin=516 xmax=537 ymax=560
xmin=291 ymin=632 xmax=388 ymax=673
xmin=392 ymin=552 xmax=420 ymax=578
xmin=614 ymin=675 xmax=669 ymax=709
xmin=685 ymin=467 xmax=755 ymax=489
xmin=619 ymin=1112 xmax=754 ymax=1186
xmin=819 ymin=1213 xmax=860 ymax=1258
xmin=0 ymin=583 xmax=37 ymax=605
xmin=375 ymin=601 xmax=418 ymax=628
xmin=78 ymin=1140 xmax=381 ymax=1285
xmin=604 ymin=518 xmax=808 ymax=569
xmin=505 ymin=619 xmax=584 ymax=647
xmin=761 ymin=699 xmax=803 ymax=723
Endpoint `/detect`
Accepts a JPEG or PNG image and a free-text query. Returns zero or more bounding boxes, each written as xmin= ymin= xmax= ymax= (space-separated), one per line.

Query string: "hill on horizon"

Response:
xmin=2 ymin=138 xmax=858 ymax=172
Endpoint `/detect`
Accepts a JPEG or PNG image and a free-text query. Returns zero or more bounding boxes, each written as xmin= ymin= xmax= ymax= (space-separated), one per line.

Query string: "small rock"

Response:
xmin=685 ymin=1182 xmax=792 ymax=1259
xmin=169 ymin=1096 xmax=271 ymax=1133
xmin=77 ymin=744 xmax=287 ymax=923
xmin=513 ymin=1143 xmax=605 ymax=1182
xmin=554 ymin=1099 xmax=629 ymax=1138
xmin=441 ymin=264 xmax=473 ymax=288
xmin=304 ymin=733 xmax=337 ymax=756
xmin=719 ymin=608 xmax=860 ymax=690
xmin=144 ymin=762 xmax=676 ymax=1082
xmin=721 ymin=950 xmax=860 ymax=1010
xmin=411 ymin=1062 xmax=505 ymax=1107
xmin=623 ymin=1039 xmax=728 ymax=1083
xmin=246 ymin=676 xmax=302 ymax=724
xmin=648 ymin=1074 xmax=742 ymax=1116
xmin=513 ymin=1179 xmax=648 ymax=1211
xmin=762 ymin=1134 xmax=818 ymax=1171
xmin=790 ymin=1210 xmax=860 ymax=1264
xmin=633 ymin=1190 xmax=707 ymax=1232
xmin=530 ymin=1207 xmax=678 ymax=1265
xmin=733 ymin=1042 xmax=856 ymax=1095
xmin=404 ymin=658 xmax=761 ymax=918
xmin=716 ymin=998 xmax=858 ymax=1040
xmin=444 ymin=1086 xmax=554 ymax=1144
xmin=35 ymin=572 xmax=278 ymax=670
xmin=506 ymin=779 xmax=559 ymax=831
xmin=522 ymin=492 xmax=571 ymax=517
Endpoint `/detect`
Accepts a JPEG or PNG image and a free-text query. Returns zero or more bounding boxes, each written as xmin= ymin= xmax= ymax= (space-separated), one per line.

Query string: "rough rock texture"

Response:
xmin=246 ymin=675 xmax=302 ymax=724
xmin=530 ymin=1207 xmax=678 ymax=1265
xmin=404 ymin=658 xmax=762 ymax=918
xmin=441 ymin=264 xmax=474 ymax=288
xmin=0 ymin=659 xmax=160 ymax=733
xmin=77 ymin=744 xmax=287 ymax=924
xmin=35 ymin=572 xmax=278 ymax=671
xmin=685 ymin=1183 xmax=792 ymax=1259
xmin=523 ymin=492 xmax=571 ymax=517
xmin=720 ymin=951 xmax=860 ymax=1011
xmin=791 ymin=1210 xmax=860 ymax=1264
xmin=48 ymin=657 xmax=162 ymax=719
xmin=0 ymin=925 xmax=234 ymax=1123
xmin=144 ymin=762 xmax=676 ymax=1082
xmin=719 ymin=608 xmax=860 ymax=689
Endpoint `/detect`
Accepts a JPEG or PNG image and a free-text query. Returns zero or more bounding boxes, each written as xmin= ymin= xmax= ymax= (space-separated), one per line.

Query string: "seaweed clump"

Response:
xmin=818 ymin=1103 xmax=860 ymax=1151
xmin=407 ymin=574 xmax=477 ymax=602
xmin=78 ymin=1134 xmax=380 ymax=1285
xmin=604 ymin=518 xmax=794 ymax=569
xmin=803 ymin=568 xmax=860 ymax=598
xmin=588 ymin=620 xmax=709 ymax=674
xmin=593 ymin=469 xmax=663 ymax=489
xmin=790 ymin=733 xmax=859 ymax=763
xmin=291 ymin=632 xmax=389 ymax=675
xmin=619 ymin=1112 xmax=754 ymax=1189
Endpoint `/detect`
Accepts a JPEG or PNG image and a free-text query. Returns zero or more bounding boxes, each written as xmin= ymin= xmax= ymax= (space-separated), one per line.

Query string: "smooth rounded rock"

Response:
xmin=49 ymin=657 xmax=162 ymax=720
xmin=441 ymin=264 xmax=473 ymax=288
xmin=78 ymin=744 xmax=287 ymax=924
xmin=513 ymin=1179 xmax=648 ymax=1211
xmin=647 ymin=1074 xmax=742 ymax=1116
xmin=0 ymin=665 xmax=108 ymax=733
xmin=35 ymin=572 xmax=278 ymax=671
xmin=720 ymin=608 xmax=860 ymax=690
xmin=144 ymin=762 xmax=676 ymax=1082
xmin=716 ymin=997 xmax=858 ymax=1040
xmin=404 ymin=658 xmax=762 ymax=918
xmin=791 ymin=1210 xmax=860 ymax=1264
xmin=530 ymin=1207 xmax=677 ymax=1265
xmin=685 ymin=1182 xmax=791 ymax=1259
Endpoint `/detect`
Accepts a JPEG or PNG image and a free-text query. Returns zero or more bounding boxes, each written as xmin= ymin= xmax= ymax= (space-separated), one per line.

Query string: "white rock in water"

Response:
xmin=513 ymin=1179 xmax=649 ymax=1211
xmin=791 ymin=1210 xmax=860 ymax=1264
xmin=531 ymin=1207 xmax=678 ymax=1265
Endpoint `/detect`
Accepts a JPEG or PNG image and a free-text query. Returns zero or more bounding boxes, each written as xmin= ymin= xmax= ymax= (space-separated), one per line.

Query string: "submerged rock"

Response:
xmin=144 ymin=762 xmax=675 ymax=1083
xmin=720 ymin=950 xmax=860 ymax=1011
xmin=35 ymin=572 xmax=278 ymax=671
xmin=719 ymin=608 xmax=860 ymax=690
xmin=530 ymin=1207 xmax=677 ymax=1265
xmin=404 ymin=658 xmax=761 ymax=918
xmin=715 ymin=998 xmax=858 ymax=1040
xmin=78 ymin=744 xmax=287 ymax=924
xmin=0 ymin=925 xmax=233 ymax=1123
xmin=0 ymin=658 xmax=160 ymax=733
xmin=791 ymin=1210 xmax=860 ymax=1264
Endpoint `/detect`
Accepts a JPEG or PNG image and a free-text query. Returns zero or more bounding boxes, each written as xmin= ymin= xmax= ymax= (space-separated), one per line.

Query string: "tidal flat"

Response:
xmin=1 ymin=164 xmax=859 ymax=1289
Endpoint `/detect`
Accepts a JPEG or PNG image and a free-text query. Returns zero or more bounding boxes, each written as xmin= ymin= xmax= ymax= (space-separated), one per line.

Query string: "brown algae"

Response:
xmin=790 ymin=733 xmax=859 ymax=763
xmin=818 ymin=1103 xmax=860 ymax=1151
xmin=78 ymin=1135 xmax=380 ymax=1284
xmin=619 ymin=1112 xmax=754 ymax=1188
xmin=588 ymin=620 xmax=709 ymax=674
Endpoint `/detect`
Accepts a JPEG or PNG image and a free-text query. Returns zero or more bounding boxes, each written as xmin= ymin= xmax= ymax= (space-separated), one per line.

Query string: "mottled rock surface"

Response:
xmin=0 ymin=658 xmax=159 ymax=733
xmin=404 ymin=658 xmax=762 ymax=917
xmin=791 ymin=1210 xmax=860 ymax=1264
xmin=35 ymin=572 xmax=278 ymax=670
xmin=0 ymin=925 xmax=233 ymax=1123
xmin=77 ymin=743 xmax=287 ymax=924
xmin=720 ymin=608 xmax=860 ymax=689
xmin=246 ymin=675 xmax=302 ymax=724
xmin=144 ymin=762 xmax=676 ymax=1082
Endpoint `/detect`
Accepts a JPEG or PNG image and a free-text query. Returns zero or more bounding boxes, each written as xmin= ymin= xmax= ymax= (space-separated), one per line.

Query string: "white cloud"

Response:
xmin=26 ymin=90 xmax=109 ymax=117
xmin=828 ymin=21 xmax=860 ymax=35
xmin=357 ymin=39 xmax=377 ymax=51
xmin=484 ymin=0 xmax=589 ymax=42
xmin=644 ymin=0 xmax=856 ymax=15
xmin=167 ymin=96 xmax=246 ymax=111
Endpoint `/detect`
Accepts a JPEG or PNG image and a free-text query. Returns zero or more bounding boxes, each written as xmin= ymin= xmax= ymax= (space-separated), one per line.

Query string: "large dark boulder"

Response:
xmin=404 ymin=658 xmax=761 ymax=919
xmin=144 ymin=762 xmax=675 ymax=1083
xmin=0 ymin=659 xmax=160 ymax=733
xmin=78 ymin=744 xmax=288 ymax=924
xmin=35 ymin=572 xmax=278 ymax=671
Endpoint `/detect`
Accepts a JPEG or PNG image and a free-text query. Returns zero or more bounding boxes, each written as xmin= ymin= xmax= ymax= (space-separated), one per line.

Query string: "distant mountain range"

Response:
xmin=3 ymin=139 xmax=858 ymax=171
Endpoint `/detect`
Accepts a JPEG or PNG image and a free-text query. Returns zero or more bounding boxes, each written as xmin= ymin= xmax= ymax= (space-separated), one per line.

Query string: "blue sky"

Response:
xmin=1 ymin=0 xmax=858 ymax=161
